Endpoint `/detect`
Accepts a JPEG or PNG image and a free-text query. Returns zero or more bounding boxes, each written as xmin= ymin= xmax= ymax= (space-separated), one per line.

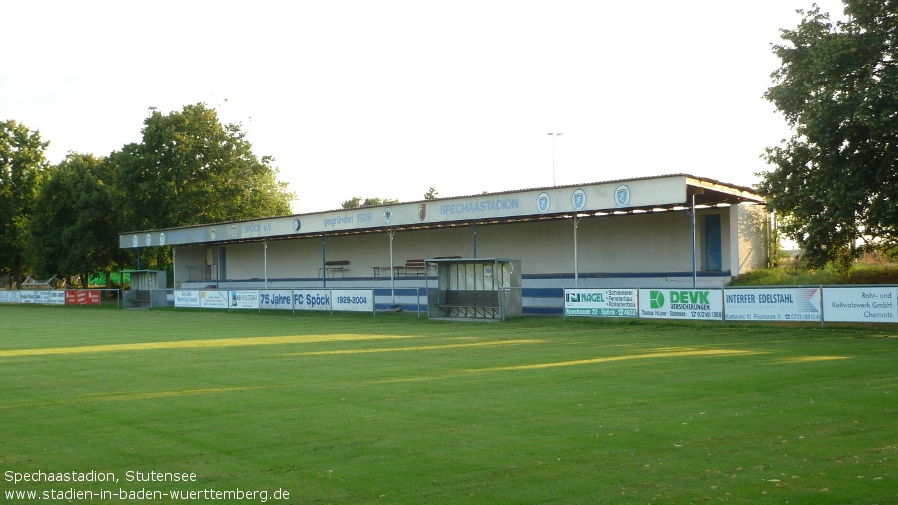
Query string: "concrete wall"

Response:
xmin=174 ymin=208 xmax=748 ymax=282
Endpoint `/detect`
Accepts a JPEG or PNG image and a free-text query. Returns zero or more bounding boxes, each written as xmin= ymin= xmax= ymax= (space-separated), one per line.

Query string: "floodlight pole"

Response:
xmin=548 ymin=133 xmax=563 ymax=186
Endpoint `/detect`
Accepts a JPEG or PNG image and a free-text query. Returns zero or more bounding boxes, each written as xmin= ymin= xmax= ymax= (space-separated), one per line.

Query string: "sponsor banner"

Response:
xmin=87 ymin=290 xmax=101 ymax=305
xmin=6 ymin=291 xmax=21 ymax=303
xmin=230 ymin=290 xmax=260 ymax=309
xmin=332 ymin=289 xmax=374 ymax=313
xmin=20 ymin=291 xmax=35 ymax=304
xmin=724 ymin=287 xmax=821 ymax=322
xmin=49 ymin=290 xmax=66 ymax=305
xmin=65 ymin=290 xmax=101 ymax=306
xmin=0 ymin=291 xmax=8 ymax=303
xmin=292 ymin=290 xmax=332 ymax=311
xmin=34 ymin=291 xmax=51 ymax=304
xmin=564 ymin=288 xmax=637 ymax=318
xmin=259 ymin=290 xmax=295 ymax=310
xmin=200 ymin=290 xmax=230 ymax=309
xmin=639 ymin=289 xmax=723 ymax=320
xmin=174 ymin=290 xmax=201 ymax=308
xmin=823 ymin=287 xmax=898 ymax=323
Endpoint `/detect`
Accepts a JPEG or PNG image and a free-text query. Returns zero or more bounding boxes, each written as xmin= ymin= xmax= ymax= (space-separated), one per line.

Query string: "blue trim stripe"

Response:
xmin=522 ymin=271 xmax=731 ymax=280
xmin=523 ymin=288 xmax=564 ymax=298
xmin=524 ymin=306 xmax=563 ymax=315
xmin=373 ymin=288 xmax=424 ymax=297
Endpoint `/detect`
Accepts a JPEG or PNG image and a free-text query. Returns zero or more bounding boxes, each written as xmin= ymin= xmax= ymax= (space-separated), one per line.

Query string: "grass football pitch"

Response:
xmin=1 ymin=306 xmax=896 ymax=504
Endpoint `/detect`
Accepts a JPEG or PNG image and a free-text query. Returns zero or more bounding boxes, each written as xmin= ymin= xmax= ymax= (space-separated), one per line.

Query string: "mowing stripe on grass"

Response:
xmin=476 ymin=347 xmax=761 ymax=371
xmin=0 ymin=334 xmax=419 ymax=358
xmin=92 ymin=385 xmax=279 ymax=402
xmin=0 ymin=385 xmax=280 ymax=410
xmin=281 ymin=339 xmax=543 ymax=356
xmin=374 ymin=347 xmax=764 ymax=383
xmin=776 ymin=355 xmax=852 ymax=363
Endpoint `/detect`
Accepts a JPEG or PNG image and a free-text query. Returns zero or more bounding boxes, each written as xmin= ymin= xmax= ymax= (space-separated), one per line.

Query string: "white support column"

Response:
xmin=389 ymin=228 xmax=396 ymax=304
xmin=320 ymin=236 xmax=327 ymax=288
xmin=571 ymin=215 xmax=582 ymax=288
xmin=264 ymin=239 xmax=269 ymax=289
xmin=691 ymin=195 xmax=697 ymax=288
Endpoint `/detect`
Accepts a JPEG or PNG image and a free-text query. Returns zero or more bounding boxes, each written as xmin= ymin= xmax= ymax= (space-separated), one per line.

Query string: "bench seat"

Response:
xmin=436 ymin=290 xmax=501 ymax=319
xmin=320 ymin=260 xmax=349 ymax=278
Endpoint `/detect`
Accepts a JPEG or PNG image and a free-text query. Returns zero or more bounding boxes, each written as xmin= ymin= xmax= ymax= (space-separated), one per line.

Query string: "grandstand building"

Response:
xmin=118 ymin=174 xmax=768 ymax=314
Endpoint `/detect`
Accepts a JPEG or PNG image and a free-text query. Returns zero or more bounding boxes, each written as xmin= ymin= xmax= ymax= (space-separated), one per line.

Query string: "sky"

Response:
xmin=2 ymin=0 xmax=848 ymax=214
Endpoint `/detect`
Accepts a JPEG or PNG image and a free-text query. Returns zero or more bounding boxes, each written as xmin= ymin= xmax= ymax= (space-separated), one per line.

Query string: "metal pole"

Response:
xmin=691 ymin=194 xmax=697 ymax=288
xmin=548 ymin=133 xmax=562 ymax=186
xmin=472 ymin=222 xmax=478 ymax=258
xmin=264 ymin=239 xmax=269 ymax=289
xmin=494 ymin=259 xmax=505 ymax=321
xmin=321 ymin=236 xmax=327 ymax=288
xmin=424 ymin=267 xmax=430 ymax=319
xmin=572 ymin=216 xmax=580 ymax=287
xmin=721 ymin=289 xmax=726 ymax=326
xmin=389 ymin=228 xmax=395 ymax=304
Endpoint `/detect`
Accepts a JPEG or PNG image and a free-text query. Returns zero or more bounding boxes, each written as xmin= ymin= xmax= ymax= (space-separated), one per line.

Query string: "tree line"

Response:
xmin=339 ymin=187 xmax=438 ymax=210
xmin=7 ymin=0 xmax=894 ymax=289
xmin=760 ymin=0 xmax=898 ymax=269
xmin=0 ymin=103 xmax=294 ymax=288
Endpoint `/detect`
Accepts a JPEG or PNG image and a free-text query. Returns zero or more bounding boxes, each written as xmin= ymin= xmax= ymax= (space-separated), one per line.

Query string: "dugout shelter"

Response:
xmin=118 ymin=174 xmax=768 ymax=314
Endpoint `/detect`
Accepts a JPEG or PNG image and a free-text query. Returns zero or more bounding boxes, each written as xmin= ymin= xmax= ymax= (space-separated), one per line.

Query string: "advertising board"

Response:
xmin=200 ymin=290 xmax=230 ymax=309
xmin=564 ymin=289 xmax=637 ymax=318
xmin=230 ymin=291 xmax=260 ymax=309
xmin=639 ymin=289 xmax=723 ymax=320
xmin=259 ymin=290 xmax=294 ymax=310
xmin=174 ymin=290 xmax=201 ymax=308
xmin=292 ymin=290 xmax=332 ymax=311
xmin=49 ymin=290 xmax=66 ymax=305
xmin=823 ymin=287 xmax=898 ymax=323
xmin=332 ymin=289 xmax=375 ymax=313
xmin=64 ymin=290 xmax=101 ymax=306
xmin=724 ymin=287 xmax=821 ymax=322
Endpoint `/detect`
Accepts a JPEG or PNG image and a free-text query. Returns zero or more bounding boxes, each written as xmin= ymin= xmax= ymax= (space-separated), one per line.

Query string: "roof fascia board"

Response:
xmin=118 ymin=175 xmax=756 ymax=249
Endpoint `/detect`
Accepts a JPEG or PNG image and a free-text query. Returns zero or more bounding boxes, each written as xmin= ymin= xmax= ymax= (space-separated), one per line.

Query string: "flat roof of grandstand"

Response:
xmin=119 ymin=173 xmax=763 ymax=249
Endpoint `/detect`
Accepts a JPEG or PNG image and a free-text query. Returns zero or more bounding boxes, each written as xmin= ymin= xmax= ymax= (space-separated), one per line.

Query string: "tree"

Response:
xmin=113 ymin=103 xmax=294 ymax=232
xmin=759 ymin=1 xmax=898 ymax=268
xmin=0 ymin=120 xmax=48 ymax=287
xmin=424 ymin=187 xmax=439 ymax=200
xmin=29 ymin=153 xmax=125 ymax=287
xmin=340 ymin=196 xmax=399 ymax=210
xmin=340 ymin=197 xmax=364 ymax=210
